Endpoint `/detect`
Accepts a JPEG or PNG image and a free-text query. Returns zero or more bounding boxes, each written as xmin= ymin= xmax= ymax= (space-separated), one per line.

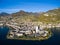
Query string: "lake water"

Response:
xmin=0 ymin=26 xmax=60 ymax=45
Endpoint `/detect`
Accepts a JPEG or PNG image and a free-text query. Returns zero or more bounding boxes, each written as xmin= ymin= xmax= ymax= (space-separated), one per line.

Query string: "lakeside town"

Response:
xmin=0 ymin=20 xmax=60 ymax=40
xmin=0 ymin=8 xmax=60 ymax=40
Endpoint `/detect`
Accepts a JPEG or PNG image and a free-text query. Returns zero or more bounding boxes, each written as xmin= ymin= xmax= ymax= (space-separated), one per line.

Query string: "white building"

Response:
xmin=44 ymin=13 xmax=49 ymax=16
xmin=16 ymin=33 xmax=23 ymax=36
xmin=35 ymin=26 xmax=39 ymax=33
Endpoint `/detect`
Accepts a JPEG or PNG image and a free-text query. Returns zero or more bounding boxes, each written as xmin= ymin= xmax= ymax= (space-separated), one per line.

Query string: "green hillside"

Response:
xmin=0 ymin=8 xmax=60 ymax=24
xmin=37 ymin=8 xmax=60 ymax=23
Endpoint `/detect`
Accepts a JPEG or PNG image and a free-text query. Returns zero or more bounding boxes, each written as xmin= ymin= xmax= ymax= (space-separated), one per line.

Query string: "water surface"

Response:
xmin=0 ymin=27 xmax=60 ymax=45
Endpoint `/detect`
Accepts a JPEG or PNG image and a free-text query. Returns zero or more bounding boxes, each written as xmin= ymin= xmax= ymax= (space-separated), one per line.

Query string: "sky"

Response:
xmin=0 ymin=0 xmax=60 ymax=13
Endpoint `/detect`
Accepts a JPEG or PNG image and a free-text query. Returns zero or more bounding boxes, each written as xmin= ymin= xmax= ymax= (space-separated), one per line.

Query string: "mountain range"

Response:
xmin=0 ymin=8 xmax=60 ymax=23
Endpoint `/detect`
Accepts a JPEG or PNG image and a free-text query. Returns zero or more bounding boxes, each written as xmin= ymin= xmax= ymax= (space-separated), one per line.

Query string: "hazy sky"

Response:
xmin=0 ymin=0 xmax=60 ymax=13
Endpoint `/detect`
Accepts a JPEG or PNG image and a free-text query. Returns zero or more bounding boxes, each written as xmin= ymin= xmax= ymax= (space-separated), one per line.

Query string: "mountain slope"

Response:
xmin=0 ymin=12 xmax=9 ymax=16
xmin=38 ymin=8 xmax=60 ymax=23
xmin=0 ymin=8 xmax=60 ymax=24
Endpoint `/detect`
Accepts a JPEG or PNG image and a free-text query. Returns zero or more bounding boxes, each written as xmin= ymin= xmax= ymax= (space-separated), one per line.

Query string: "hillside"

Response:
xmin=10 ymin=10 xmax=39 ymax=23
xmin=0 ymin=8 xmax=60 ymax=24
xmin=0 ymin=12 xmax=9 ymax=16
xmin=38 ymin=8 xmax=60 ymax=23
